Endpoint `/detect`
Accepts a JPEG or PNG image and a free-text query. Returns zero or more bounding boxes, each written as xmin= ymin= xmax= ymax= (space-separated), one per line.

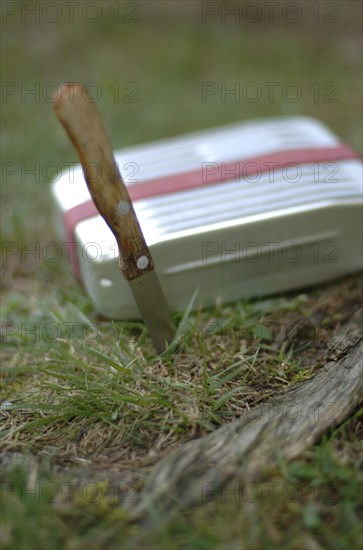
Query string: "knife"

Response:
xmin=53 ymin=83 xmax=175 ymax=353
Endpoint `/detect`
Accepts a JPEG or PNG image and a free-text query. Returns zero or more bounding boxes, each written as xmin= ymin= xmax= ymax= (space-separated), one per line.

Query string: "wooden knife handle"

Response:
xmin=53 ymin=83 xmax=154 ymax=281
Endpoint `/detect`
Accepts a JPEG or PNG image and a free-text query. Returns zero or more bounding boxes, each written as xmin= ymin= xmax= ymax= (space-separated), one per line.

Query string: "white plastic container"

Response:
xmin=51 ymin=116 xmax=362 ymax=319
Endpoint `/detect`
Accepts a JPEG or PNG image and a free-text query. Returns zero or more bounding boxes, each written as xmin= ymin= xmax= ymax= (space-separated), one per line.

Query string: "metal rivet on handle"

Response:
xmin=116 ymin=201 xmax=130 ymax=215
xmin=137 ymin=256 xmax=149 ymax=270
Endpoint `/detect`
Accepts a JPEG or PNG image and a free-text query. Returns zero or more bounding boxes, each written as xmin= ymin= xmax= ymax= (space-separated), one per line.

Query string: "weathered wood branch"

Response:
xmin=129 ymin=309 xmax=362 ymax=524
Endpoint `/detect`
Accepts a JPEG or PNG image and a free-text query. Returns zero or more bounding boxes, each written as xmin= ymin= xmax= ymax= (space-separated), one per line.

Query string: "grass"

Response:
xmin=1 ymin=1 xmax=363 ymax=548
xmin=1 ymin=277 xmax=362 ymax=549
xmin=1 ymin=408 xmax=362 ymax=549
xmin=1 ymin=293 xmax=307 ymax=458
